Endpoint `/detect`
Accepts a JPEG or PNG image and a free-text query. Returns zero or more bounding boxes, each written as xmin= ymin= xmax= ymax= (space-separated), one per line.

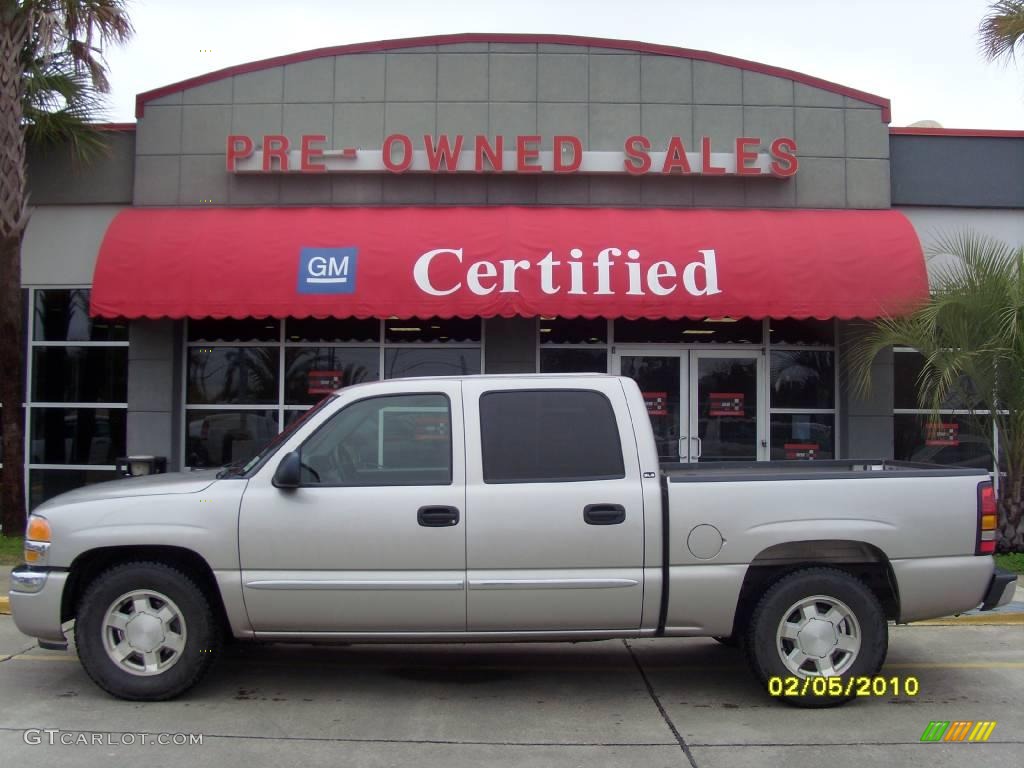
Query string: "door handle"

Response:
xmin=583 ymin=504 xmax=626 ymax=525
xmin=417 ymin=505 xmax=460 ymax=527
xmin=691 ymin=436 xmax=702 ymax=459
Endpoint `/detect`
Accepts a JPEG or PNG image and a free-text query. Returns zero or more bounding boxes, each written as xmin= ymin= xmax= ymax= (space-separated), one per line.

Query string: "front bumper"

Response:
xmin=8 ymin=565 xmax=69 ymax=645
xmin=980 ymin=567 xmax=1018 ymax=611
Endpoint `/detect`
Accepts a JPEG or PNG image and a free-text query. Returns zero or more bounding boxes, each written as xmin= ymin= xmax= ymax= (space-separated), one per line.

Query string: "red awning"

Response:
xmin=90 ymin=207 xmax=926 ymax=320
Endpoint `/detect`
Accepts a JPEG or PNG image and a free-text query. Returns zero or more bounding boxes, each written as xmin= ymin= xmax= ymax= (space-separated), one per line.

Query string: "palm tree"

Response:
xmin=850 ymin=232 xmax=1024 ymax=551
xmin=980 ymin=1 xmax=1024 ymax=63
xmin=1 ymin=1 xmax=133 ymax=537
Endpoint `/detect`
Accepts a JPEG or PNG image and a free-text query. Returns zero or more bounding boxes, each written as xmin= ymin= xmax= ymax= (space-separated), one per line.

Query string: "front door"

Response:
xmin=689 ymin=351 xmax=764 ymax=461
xmin=615 ymin=348 xmax=765 ymax=462
xmin=238 ymin=381 xmax=467 ymax=633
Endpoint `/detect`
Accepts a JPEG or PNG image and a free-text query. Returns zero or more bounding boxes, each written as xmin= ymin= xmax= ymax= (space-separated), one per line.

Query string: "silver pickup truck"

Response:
xmin=10 ymin=374 xmax=1016 ymax=706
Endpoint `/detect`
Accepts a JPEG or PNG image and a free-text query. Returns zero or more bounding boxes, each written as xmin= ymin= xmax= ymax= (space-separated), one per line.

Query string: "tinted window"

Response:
xmin=480 ymin=390 xmax=625 ymax=483
xmin=300 ymin=394 xmax=451 ymax=486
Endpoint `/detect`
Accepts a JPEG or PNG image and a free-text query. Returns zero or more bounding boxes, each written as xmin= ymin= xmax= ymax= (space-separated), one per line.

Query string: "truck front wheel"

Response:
xmin=74 ymin=562 xmax=221 ymax=701
xmin=746 ymin=567 xmax=887 ymax=708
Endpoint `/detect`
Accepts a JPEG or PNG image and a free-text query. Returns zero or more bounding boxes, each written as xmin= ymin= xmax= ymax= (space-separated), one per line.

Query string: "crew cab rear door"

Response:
xmin=461 ymin=378 xmax=645 ymax=631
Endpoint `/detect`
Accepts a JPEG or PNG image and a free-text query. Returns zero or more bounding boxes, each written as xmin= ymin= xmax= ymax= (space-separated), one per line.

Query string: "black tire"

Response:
xmin=74 ymin=561 xmax=221 ymax=701
xmin=745 ymin=567 xmax=887 ymax=708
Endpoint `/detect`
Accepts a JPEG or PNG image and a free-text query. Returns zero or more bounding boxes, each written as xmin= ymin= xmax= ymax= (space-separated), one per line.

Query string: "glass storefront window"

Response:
xmin=30 ymin=407 xmax=127 ymax=465
xmin=539 ymin=317 xmax=607 ymax=344
xmin=187 ymin=347 xmax=279 ymax=404
xmin=770 ymin=414 xmax=835 ymax=461
xmin=286 ymin=317 xmax=380 ymax=343
xmin=615 ymin=318 xmax=762 ymax=344
xmin=32 ymin=347 xmax=128 ymax=403
xmin=385 ymin=317 xmax=481 ymax=343
xmin=893 ymin=350 xmax=981 ymax=410
xmin=185 ymin=409 xmax=279 ymax=469
xmin=284 ymin=347 xmax=379 ymax=404
xmin=770 ymin=351 xmax=834 ymax=409
xmin=33 ymin=288 xmax=128 ymax=342
xmin=384 ymin=348 xmax=481 ymax=378
xmin=768 ymin=318 xmax=834 ymax=346
xmin=28 ymin=468 xmax=120 ymax=511
xmin=539 ymin=348 xmax=608 ymax=373
xmin=894 ymin=414 xmax=993 ymax=470
xmin=187 ymin=318 xmax=279 ymax=343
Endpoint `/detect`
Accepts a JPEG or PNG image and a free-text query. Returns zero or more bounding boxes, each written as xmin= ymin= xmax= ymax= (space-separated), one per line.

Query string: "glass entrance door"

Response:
xmin=689 ymin=351 xmax=764 ymax=462
xmin=617 ymin=351 xmax=688 ymax=462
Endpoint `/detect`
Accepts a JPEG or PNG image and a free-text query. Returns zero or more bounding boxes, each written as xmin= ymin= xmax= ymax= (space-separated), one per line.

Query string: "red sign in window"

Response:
xmin=307 ymin=370 xmax=345 ymax=394
xmin=784 ymin=442 xmax=819 ymax=460
xmin=643 ymin=391 xmax=668 ymax=416
xmin=709 ymin=392 xmax=744 ymax=416
xmin=926 ymin=422 xmax=959 ymax=447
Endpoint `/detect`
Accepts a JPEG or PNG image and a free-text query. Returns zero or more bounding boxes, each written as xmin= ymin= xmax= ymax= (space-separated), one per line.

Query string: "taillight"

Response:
xmin=977 ymin=481 xmax=997 ymax=555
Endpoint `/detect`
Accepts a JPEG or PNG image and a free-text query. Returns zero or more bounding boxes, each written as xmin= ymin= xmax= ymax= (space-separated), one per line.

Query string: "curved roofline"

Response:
xmin=135 ymin=33 xmax=891 ymax=121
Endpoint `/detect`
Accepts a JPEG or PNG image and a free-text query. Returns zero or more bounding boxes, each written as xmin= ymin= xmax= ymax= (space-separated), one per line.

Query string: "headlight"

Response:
xmin=24 ymin=515 xmax=51 ymax=566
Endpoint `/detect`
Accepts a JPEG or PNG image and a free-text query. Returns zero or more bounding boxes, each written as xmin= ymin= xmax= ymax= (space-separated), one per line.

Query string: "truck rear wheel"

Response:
xmin=746 ymin=567 xmax=887 ymax=708
xmin=74 ymin=562 xmax=221 ymax=701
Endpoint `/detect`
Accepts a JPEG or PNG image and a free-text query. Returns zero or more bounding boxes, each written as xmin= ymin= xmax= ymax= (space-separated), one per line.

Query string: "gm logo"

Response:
xmin=298 ymin=247 xmax=358 ymax=294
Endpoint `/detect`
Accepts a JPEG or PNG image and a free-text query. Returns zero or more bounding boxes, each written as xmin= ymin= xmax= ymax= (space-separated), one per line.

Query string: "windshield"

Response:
xmin=216 ymin=395 xmax=338 ymax=479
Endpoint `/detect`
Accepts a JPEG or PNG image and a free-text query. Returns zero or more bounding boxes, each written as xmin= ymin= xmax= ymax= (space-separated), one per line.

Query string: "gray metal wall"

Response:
xmin=891 ymin=135 xmax=1024 ymax=208
xmin=27 ymin=130 xmax=135 ymax=205
xmin=134 ymin=41 xmax=891 ymax=209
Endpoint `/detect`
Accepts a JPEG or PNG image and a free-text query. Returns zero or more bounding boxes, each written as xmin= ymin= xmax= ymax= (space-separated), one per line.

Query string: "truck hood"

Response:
xmin=34 ymin=470 xmax=222 ymax=510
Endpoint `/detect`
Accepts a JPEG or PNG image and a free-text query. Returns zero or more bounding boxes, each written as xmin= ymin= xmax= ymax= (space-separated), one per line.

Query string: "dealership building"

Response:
xmin=15 ymin=33 xmax=1024 ymax=508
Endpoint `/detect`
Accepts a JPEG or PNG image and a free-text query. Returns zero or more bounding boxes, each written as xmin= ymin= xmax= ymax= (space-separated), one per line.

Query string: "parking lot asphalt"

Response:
xmin=0 ymin=615 xmax=1021 ymax=768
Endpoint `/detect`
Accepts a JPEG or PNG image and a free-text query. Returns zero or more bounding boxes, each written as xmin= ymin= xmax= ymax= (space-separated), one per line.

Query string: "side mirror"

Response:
xmin=272 ymin=451 xmax=302 ymax=489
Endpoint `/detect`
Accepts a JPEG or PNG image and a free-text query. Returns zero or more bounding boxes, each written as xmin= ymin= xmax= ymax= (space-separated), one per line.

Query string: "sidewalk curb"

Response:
xmin=0 ymin=596 xmax=9 ymax=615
xmin=911 ymin=612 xmax=1024 ymax=626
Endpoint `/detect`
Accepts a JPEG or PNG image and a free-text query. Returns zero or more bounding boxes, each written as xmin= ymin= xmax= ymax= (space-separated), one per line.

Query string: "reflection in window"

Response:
xmin=185 ymin=409 xmax=279 ymax=468
xmin=770 ymin=414 xmax=835 ymax=461
xmin=300 ymin=394 xmax=452 ymax=486
xmin=893 ymin=351 xmax=981 ymax=410
xmin=33 ymin=288 xmax=128 ymax=342
xmin=285 ymin=347 xmax=379 ymax=405
xmin=384 ymin=348 xmax=481 ymax=379
xmin=539 ymin=317 xmax=607 ymax=344
xmin=30 ymin=408 xmax=126 ymax=465
xmin=770 ymin=351 xmax=834 ymax=410
xmin=32 ymin=347 xmax=128 ymax=403
xmin=187 ymin=318 xmax=279 ymax=343
xmin=187 ymin=347 xmax=279 ymax=404
xmin=615 ymin=318 xmax=762 ymax=344
xmin=894 ymin=414 xmax=993 ymax=470
xmin=539 ymin=348 xmax=608 ymax=373
xmin=385 ymin=317 xmax=481 ymax=343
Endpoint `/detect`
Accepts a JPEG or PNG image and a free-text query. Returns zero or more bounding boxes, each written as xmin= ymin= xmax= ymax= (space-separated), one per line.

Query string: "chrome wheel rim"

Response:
xmin=775 ymin=594 xmax=861 ymax=678
xmin=101 ymin=590 xmax=187 ymax=676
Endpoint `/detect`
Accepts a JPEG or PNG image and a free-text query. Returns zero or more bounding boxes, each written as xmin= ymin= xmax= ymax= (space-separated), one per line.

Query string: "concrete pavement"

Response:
xmin=0 ymin=614 xmax=1021 ymax=768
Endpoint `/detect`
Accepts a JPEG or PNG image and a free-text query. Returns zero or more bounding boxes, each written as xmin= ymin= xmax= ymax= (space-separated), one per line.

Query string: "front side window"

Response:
xmin=480 ymin=390 xmax=625 ymax=483
xmin=300 ymin=394 xmax=452 ymax=486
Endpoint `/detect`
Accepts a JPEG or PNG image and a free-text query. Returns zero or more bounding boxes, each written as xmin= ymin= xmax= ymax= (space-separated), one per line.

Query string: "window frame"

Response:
xmin=23 ymin=287 xmax=130 ymax=509
xmin=478 ymin=388 xmax=627 ymax=484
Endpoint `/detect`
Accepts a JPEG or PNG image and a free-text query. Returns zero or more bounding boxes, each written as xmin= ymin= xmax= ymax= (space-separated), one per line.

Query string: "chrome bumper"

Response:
xmin=8 ymin=566 xmax=69 ymax=645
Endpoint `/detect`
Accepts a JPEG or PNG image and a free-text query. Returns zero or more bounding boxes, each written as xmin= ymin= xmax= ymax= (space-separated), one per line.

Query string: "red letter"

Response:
xmin=383 ymin=134 xmax=413 ymax=173
xmin=300 ymin=134 xmax=327 ymax=173
xmin=474 ymin=135 xmax=503 ymax=172
xmin=623 ymin=135 xmax=651 ymax=175
xmin=262 ymin=135 xmax=290 ymax=172
xmin=553 ymin=135 xmax=582 ymax=173
xmin=516 ymin=135 xmax=542 ymax=173
xmin=700 ymin=136 xmax=726 ymax=175
xmin=424 ymin=134 xmax=464 ymax=172
xmin=735 ymin=137 xmax=761 ymax=176
xmin=226 ymin=135 xmax=254 ymax=172
xmin=770 ymin=137 xmax=799 ymax=177
xmin=661 ymin=137 xmax=692 ymax=174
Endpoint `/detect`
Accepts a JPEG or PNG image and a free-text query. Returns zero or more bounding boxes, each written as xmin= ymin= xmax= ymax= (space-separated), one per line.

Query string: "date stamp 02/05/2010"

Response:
xmin=768 ymin=675 xmax=920 ymax=698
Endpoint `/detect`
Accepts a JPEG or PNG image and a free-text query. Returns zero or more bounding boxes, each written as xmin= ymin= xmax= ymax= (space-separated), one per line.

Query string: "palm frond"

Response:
xmin=979 ymin=0 xmax=1024 ymax=63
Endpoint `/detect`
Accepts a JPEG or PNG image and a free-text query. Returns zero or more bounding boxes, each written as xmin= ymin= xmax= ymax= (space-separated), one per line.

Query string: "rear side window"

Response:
xmin=480 ymin=389 xmax=625 ymax=483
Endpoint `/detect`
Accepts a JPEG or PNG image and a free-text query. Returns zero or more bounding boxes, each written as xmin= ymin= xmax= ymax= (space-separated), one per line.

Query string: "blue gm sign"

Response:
xmin=297 ymin=247 xmax=358 ymax=294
